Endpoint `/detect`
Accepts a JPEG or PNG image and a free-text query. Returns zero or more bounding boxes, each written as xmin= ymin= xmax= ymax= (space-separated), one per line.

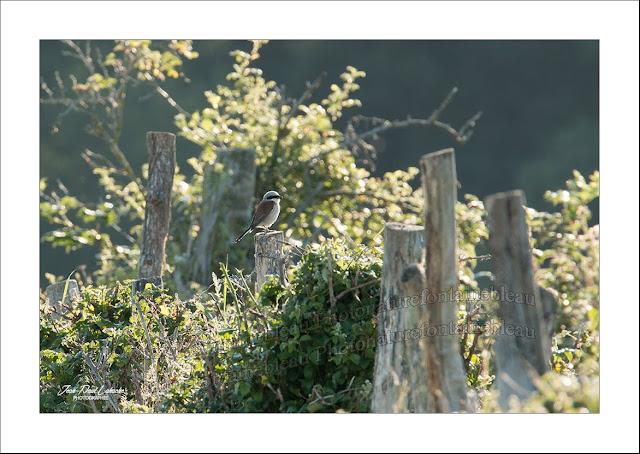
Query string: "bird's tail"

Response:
xmin=235 ymin=227 xmax=251 ymax=243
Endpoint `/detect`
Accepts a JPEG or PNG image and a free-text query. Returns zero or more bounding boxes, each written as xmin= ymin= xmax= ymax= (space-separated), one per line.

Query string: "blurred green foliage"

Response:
xmin=41 ymin=40 xmax=426 ymax=290
xmin=40 ymin=39 xmax=599 ymax=287
xmin=528 ymin=170 xmax=600 ymax=376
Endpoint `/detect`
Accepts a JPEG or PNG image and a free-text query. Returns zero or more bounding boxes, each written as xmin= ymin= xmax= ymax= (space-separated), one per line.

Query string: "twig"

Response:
xmin=150 ymin=312 xmax=177 ymax=362
xmin=81 ymin=351 xmax=121 ymax=413
xmin=266 ymin=383 xmax=285 ymax=405
xmin=132 ymin=296 xmax=160 ymax=404
xmin=327 ymin=253 xmax=336 ymax=308
xmin=154 ymin=82 xmax=193 ymax=117
xmin=335 ymin=278 xmax=381 ymax=301
xmin=427 ymin=87 xmax=458 ymax=122
xmin=459 ymin=254 xmax=492 ymax=262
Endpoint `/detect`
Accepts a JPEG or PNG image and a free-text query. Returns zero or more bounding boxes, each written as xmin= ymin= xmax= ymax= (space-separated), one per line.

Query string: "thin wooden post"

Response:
xmin=420 ymin=148 xmax=472 ymax=412
xmin=255 ymin=231 xmax=284 ymax=289
xmin=371 ymin=223 xmax=429 ymax=413
xmin=484 ymin=190 xmax=554 ymax=409
xmin=138 ymin=132 xmax=176 ymax=280
xmin=45 ymin=279 xmax=80 ymax=320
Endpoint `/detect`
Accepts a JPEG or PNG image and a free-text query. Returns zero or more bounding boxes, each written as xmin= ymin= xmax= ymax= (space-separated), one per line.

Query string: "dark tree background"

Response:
xmin=39 ymin=40 xmax=599 ymax=287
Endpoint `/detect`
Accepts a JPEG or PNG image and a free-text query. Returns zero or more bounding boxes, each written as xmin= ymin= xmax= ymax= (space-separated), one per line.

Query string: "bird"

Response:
xmin=235 ymin=190 xmax=283 ymax=243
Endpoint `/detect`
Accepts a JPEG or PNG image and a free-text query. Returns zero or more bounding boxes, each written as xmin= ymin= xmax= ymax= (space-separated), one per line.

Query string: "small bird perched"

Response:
xmin=235 ymin=190 xmax=283 ymax=243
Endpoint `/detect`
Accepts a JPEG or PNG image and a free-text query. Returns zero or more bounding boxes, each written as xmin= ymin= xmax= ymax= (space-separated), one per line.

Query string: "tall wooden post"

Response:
xmin=484 ymin=190 xmax=554 ymax=409
xmin=138 ymin=132 xmax=176 ymax=280
xmin=420 ymin=148 xmax=472 ymax=412
xmin=371 ymin=223 xmax=429 ymax=413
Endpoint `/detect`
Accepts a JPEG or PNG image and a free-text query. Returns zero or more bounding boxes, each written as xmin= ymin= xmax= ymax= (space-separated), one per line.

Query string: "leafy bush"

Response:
xmin=40 ymin=40 xmax=464 ymax=293
xmin=40 ymin=241 xmax=382 ymax=413
xmin=40 ymin=282 xmax=215 ymax=413
xmin=212 ymin=241 xmax=381 ymax=413
xmin=527 ymin=170 xmax=599 ymax=375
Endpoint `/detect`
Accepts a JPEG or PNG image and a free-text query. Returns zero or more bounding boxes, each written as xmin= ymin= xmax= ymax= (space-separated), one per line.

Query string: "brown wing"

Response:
xmin=249 ymin=200 xmax=275 ymax=229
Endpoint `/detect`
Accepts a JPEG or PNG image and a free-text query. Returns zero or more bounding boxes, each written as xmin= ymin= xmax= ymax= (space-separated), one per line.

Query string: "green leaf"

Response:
xmin=307 ymin=402 xmax=324 ymax=413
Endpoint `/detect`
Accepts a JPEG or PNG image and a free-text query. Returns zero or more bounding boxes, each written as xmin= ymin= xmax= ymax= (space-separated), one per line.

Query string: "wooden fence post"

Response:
xmin=189 ymin=149 xmax=257 ymax=286
xmin=371 ymin=223 xmax=429 ymax=413
xmin=484 ymin=190 xmax=555 ymax=409
xmin=255 ymin=231 xmax=285 ymax=289
xmin=420 ymin=148 xmax=473 ymax=412
xmin=45 ymin=279 xmax=80 ymax=320
xmin=138 ymin=132 xmax=176 ymax=280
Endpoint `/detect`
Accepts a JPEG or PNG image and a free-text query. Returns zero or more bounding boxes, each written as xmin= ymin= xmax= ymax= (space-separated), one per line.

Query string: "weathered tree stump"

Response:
xmin=420 ymin=148 xmax=473 ymax=412
xmin=371 ymin=223 xmax=428 ymax=413
xmin=484 ymin=189 xmax=555 ymax=409
xmin=45 ymin=279 xmax=81 ymax=320
xmin=255 ymin=231 xmax=285 ymax=289
xmin=138 ymin=132 xmax=176 ymax=279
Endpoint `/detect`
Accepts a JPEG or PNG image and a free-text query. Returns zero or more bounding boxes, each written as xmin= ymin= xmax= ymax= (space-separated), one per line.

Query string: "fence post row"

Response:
xmin=373 ymin=148 xmax=474 ymax=413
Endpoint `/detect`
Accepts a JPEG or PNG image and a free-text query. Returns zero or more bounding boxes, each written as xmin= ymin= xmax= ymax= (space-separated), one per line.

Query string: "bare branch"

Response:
xmin=300 ymin=88 xmax=482 ymax=166
xmin=61 ymin=39 xmax=95 ymax=73
xmin=427 ymin=86 xmax=458 ymax=123
xmin=335 ymin=278 xmax=380 ymax=301
xmin=154 ymin=82 xmax=192 ymax=117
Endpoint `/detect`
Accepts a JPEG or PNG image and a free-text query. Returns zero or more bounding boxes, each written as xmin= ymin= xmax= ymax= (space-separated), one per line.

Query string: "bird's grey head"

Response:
xmin=263 ymin=190 xmax=283 ymax=202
